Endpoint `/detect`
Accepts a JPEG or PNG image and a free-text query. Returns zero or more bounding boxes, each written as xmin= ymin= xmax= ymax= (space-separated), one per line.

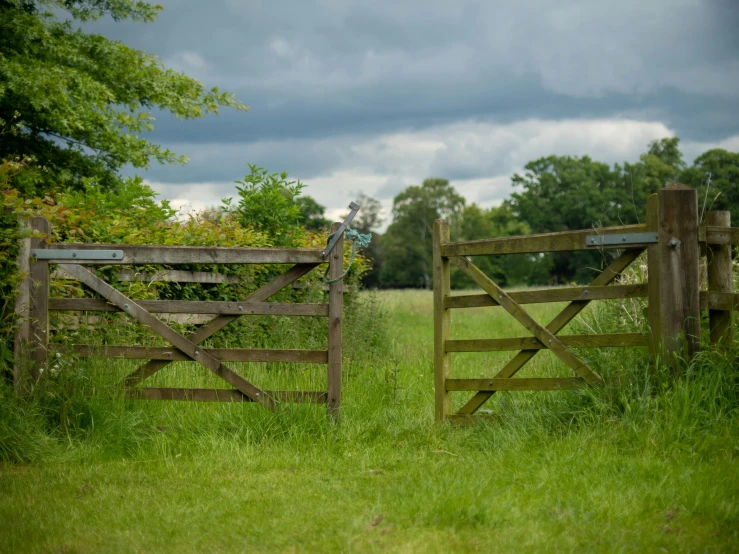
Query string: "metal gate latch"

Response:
xmin=585 ymin=233 xmax=658 ymax=247
xmin=322 ymin=201 xmax=361 ymax=258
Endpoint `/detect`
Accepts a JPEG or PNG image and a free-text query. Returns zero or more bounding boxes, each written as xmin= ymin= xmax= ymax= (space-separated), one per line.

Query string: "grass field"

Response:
xmin=1 ymin=289 xmax=738 ymax=553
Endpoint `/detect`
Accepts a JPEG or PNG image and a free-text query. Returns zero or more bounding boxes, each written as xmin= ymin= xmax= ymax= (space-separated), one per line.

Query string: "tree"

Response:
xmin=352 ymin=194 xmax=384 ymax=288
xmin=295 ymin=196 xmax=330 ymax=231
xmin=0 ymin=0 xmax=246 ymax=194
xmin=680 ymin=149 xmax=739 ymax=222
xmin=381 ymin=179 xmax=464 ymax=288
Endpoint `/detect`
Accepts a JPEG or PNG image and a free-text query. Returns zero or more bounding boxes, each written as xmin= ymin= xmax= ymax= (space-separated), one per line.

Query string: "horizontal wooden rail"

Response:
xmin=52 ymin=345 xmax=328 ymax=363
xmin=53 ymin=268 xmax=243 ymax=284
xmin=700 ymin=291 xmax=739 ymax=312
xmin=446 ymin=333 xmax=646 ymax=352
xmin=49 ymin=299 xmax=328 ymax=316
xmin=442 ymin=224 xmax=648 ymax=257
xmin=446 ymin=284 xmax=647 ymax=309
xmin=126 ymin=388 xmax=328 ymax=403
xmin=45 ymin=244 xmax=325 ymax=265
xmin=446 ymin=378 xmax=585 ymax=391
xmin=703 ymin=226 xmax=739 ymax=246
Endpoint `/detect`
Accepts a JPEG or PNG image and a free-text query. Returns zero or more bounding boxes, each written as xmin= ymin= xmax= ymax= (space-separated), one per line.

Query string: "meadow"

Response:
xmin=1 ymin=289 xmax=738 ymax=553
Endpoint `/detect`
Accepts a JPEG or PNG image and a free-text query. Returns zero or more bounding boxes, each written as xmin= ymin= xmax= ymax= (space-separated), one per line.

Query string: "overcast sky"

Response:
xmin=87 ymin=0 xmax=739 ymax=226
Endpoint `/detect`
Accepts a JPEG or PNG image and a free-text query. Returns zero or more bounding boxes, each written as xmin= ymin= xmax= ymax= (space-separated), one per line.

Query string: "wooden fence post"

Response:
xmin=433 ymin=219 xmax=451 ymax=422
xmin=28 ymin=216 xmax=50 ymax=381
xmin=327 ymin=222 xmax=343 ymax=420
xmin=707 ymin=210 xmax=733 ymax=346
xmin=646 ymin=184 xmax=701 ymax=373
xmin=13 ymin=218 xmax=32 ymax=394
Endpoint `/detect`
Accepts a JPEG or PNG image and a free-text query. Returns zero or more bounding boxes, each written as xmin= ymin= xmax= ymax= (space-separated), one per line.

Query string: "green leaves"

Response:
xmin=0 ymin=0 xmax=247 ymax=194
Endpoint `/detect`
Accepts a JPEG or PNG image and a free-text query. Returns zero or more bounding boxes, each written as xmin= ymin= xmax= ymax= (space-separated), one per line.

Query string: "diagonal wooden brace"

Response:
xmin=61 ymin=264 xmax=276 ymax=411
xmin=456 ymin=248 xmax=644 ymax=415
xmin=123 ymin=263 xmax=320 ymax=387
xmin=450 ymin=256 xmax=602 ymax=385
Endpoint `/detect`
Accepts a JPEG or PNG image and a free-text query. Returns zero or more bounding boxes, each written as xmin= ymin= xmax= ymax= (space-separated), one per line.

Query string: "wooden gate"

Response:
xmin=14 ymin=218 xmax=346 ymax=418
xmin=434 ymin=184 xmax=739 ymax=423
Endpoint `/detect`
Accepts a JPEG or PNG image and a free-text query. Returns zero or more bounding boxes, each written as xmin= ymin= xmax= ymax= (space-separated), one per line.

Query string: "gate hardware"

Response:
xmin=322 ymin=201 xmax=361 ymax=258
xmin=585 ymin=233 xmax=658 ymax=247
xmin=30 ymin=249 xmax=124 ymax=261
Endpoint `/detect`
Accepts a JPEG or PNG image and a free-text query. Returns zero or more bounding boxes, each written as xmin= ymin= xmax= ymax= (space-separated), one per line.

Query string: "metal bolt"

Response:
xmin=194 ymin=350 xmax=199 ymax=356
xmin=255 ymin=392 xmax=260 ymax=398
xmin=72 ymin=253 xmax=77 ymax=258
xmin=111 ymin=253 xmax=117 ymax=258
xmin=548 ymin=339 xmax=552 ymax=344
xmin=238 ymin=306 xmax=244 ymax=311
xmin=124 ymin=303 xmax=129 ymax=309
xmin=622 ymin=237 xmax=627 ymax=242
xmin=499 ymin=295 xmax=503 ymax=301
xmin=669 ymin=238 xmax=680 ymax=249
xmin=488 ymin=381 xmax=493 ymax=386
xmin=584 ymin=290 xmax=589 ymax=295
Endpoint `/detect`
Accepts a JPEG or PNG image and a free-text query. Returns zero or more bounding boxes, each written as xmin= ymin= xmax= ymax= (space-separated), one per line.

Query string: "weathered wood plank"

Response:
xmin=327 ymin=222 xmax=343 ymax=419
xmin=56 ymin=345 xmax=328 ymax=363
xmin=446 ymin=378 xmax=585 ymax=391
xmin=450 ymin=256 xmax=603 ymax=385
xmin=649 ymin=184 xmax=701 ymax=371
xmin=61 ymin=264 xmax=274 ymax=410
xmin=704 ymin=226 xmax=739 ymax=246
xmin=442 ymin=224 xmax=647 ymax=257
xmin=706 ymin=211 xmax=734 ymax=346
xmin=48 ymin=298 xmax=329 ymax=316
xmin=445 ymin=284 xmax=648 ymax=309
xmin=126 ymin=388 xmax=328 ymax=403
xmin=446 ymin=333 xmax=646 ymax=352
xmin=47 ymin=244 xmax=325 ymax=265
xmin=29 ymin=217 xmax=50 ymax=380
xmin=13 ymin=219 xmax=32 ymax=393
xmin=52 ymin=268 xmax=242 ymax=284
xmin=123 ymin=263 xmax=319 ymax=386
xmin=456 ymin=248 xmax=644 ymax=415
xmin=701 ymin=291 xmax=739 ymax=312
xmin=433 ymin=219 xmax=452 ymax=423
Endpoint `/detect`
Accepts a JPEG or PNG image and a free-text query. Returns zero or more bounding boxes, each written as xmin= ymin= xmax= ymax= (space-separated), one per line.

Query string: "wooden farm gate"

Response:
xmin=14 ymin=218 xmax=348 ymax=418
xmin=434 ymin=184 xmax=739 ymax=423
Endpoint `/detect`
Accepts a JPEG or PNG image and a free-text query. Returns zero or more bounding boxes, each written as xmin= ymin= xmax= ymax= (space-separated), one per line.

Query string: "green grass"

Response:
xmin=1 ymin=289 xmax=738 ymax=553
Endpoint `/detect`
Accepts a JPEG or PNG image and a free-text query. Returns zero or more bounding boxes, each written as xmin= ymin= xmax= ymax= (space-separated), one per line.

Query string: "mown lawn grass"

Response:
xmin=1 ymin=289 xmax=738 ymax=553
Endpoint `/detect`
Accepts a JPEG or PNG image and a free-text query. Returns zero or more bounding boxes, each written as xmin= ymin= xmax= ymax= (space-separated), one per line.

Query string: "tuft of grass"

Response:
xmin=1 ymin=288 xmax=738 ymax=552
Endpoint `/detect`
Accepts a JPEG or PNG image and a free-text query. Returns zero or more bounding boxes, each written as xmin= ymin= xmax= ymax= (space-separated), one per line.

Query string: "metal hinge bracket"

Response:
xmin=585 ymin=233 xmax=658 ymax=247
xmin=30 ymin=249 xmax=124 ymax=261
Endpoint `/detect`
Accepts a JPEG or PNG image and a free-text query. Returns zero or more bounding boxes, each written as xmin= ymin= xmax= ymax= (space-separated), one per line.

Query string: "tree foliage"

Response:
xmin=0 ymin=0 xmax=246 ymax=194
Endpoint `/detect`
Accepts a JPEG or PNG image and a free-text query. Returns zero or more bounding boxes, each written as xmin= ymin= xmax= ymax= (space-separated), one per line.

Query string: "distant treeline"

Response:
xmin=298 ymin=138 xmax=739 ymax=289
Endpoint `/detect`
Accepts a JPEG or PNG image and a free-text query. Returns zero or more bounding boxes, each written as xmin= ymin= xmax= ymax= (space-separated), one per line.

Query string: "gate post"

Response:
xmin=706 ymin=211 xmax=733 ymax=346
xmin=327 ymin=222 xmax=344 ymax=420
xmin=433 ymin=219 xmax=451 ymax=422
xmin=646 ymin=184 xmax=701 ymax=373
xmin=13 ymin=218 xmax=32 ymax=394
xmin=28 ymin=216 xmax=51 ymax=382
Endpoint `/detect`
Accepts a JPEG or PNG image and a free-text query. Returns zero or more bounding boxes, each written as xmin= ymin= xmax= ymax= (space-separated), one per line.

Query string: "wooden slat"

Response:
xmin=446 ymin=284 xmax=648 ymax=309
xmin=126 ymin=388 xmax=328 ymax=403
xmin=706 ymin=212 xmax=734 ymax=346
xmin=434 ymin=220 xmax=452 ymax=422
xmin=704 ymin=226 xmax=739 ymax=246
xmin=442 ymin=224 xmax=647 ymax=257
xmin=48 ymin=298 xmax=328 ymax=316
xmin=446 ymin=333 xmax=646 ymax=352
xmin=48 ymin=244 xmax=324 ymax=265
xmin=29 ymin=217 xmax=50 ymax=380
xmin=327 ymin=222 xmax=343 ymax=419
xmin=61 ymin=264 xmax=274 ymax=410
xmin=446 ymin=378 xmax=585 ymax=391
xmin=13 ymin=219 xmax=32 ymax=393
xmin=701 ymin=291 xmax=739 ymax=312
xmin=123 ymin=263 xmax=319 ymax=387
xmin=450 ymin=256 xmax=603 ymax=385
xmin=456 ymin=248 xmax=644 ymax=415
xmin=53 ymin=268 xmax=242 ymax=284
xmin=57 ymin=345 xmax=328 ymax=363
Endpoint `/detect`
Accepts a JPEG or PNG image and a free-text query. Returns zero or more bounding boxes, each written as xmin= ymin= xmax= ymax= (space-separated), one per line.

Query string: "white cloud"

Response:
xmin=148 ymin=117 xmax=697 ymax=231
